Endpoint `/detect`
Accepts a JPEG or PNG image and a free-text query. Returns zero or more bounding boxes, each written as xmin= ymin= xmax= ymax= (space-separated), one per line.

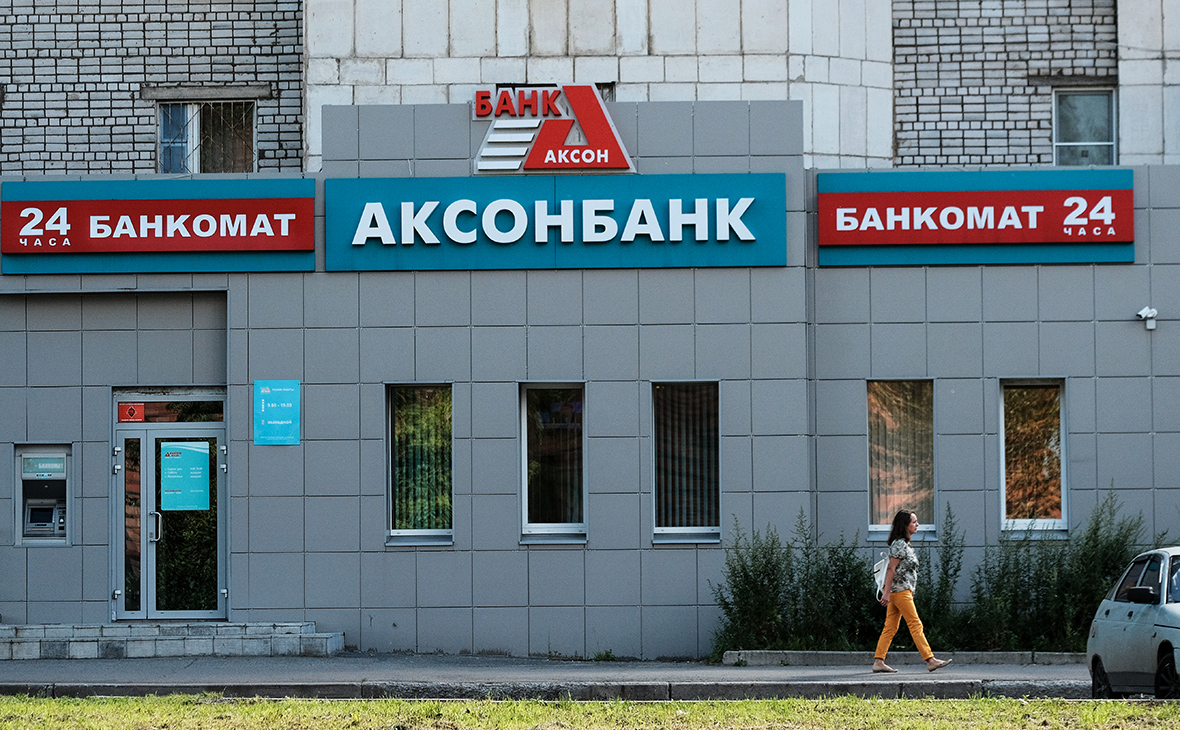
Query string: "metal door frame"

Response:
xmin=111 ymin=392 xmax=227 ymax=621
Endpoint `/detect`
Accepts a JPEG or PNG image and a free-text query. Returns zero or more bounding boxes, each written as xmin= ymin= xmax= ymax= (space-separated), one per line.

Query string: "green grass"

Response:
xmin=0 ymin=696 xmax=1177 ymax=730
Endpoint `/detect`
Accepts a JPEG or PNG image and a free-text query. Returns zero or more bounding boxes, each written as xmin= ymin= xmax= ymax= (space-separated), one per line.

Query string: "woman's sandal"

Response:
xmin=872 ymin=662 xmax=898 ymax=673
xmin=926 ymin=658 xmax=952 ymax=672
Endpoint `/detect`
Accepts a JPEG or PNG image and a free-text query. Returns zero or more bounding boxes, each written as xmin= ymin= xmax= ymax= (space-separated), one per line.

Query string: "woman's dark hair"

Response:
xmin=887 ymin=510 xmax=916 ymax=544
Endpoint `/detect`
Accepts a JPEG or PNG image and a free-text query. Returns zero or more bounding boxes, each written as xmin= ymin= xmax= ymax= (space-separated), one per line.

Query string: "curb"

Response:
xmin=0 ymin=679 xmax=1092 ymax=701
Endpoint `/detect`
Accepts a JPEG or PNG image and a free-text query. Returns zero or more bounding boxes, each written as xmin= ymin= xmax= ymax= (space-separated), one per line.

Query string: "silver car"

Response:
xmin=1087 ymin=546 xmax=1180 ymax=698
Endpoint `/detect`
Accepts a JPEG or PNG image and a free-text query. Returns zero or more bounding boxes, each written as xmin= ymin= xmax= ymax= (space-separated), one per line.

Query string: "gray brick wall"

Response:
xmin=0 ymin=1 xmax=304 ymax=173
xmin=893 ymin=0 xmax=1118 ymax=166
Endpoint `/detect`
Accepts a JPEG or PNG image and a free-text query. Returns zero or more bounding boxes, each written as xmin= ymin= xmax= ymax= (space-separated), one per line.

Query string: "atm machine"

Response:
xmin=19 ymin=451 xmax=68 ymax=542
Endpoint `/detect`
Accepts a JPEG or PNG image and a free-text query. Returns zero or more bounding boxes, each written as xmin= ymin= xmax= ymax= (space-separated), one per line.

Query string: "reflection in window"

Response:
xmin=868 ymin=381 xmax=934 ymax=526
xmin=1054 ymin=90 xmax=1115 ymax=166
xmin=654 ymin=383 xmax=719 ymax=532
xmin=390 ymin=386 xmax=453 ymax=532
xmin=1169 ymin=557 xmax=1180 ymax=603
xmin=524 ymin=387 xmax=584 ymax=527
xmin=1003 ymin=382 xmax=1063 ymax=522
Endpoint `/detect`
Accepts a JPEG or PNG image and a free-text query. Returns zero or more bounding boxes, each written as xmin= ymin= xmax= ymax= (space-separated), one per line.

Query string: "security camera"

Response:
xmin=1137 ymin=306 xmax=1158 ymax=320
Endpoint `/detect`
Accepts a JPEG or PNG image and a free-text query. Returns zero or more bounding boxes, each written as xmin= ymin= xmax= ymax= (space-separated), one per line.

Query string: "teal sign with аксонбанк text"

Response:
xmin=323 ymin=173 xmax=787 ymax=271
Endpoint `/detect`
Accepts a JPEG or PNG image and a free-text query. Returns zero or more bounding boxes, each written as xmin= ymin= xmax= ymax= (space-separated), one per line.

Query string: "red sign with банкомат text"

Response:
xmin=1 ymin=197 xmax=315 ymax=254
xmin=818 ymin=188 xmax=1134 ymax=246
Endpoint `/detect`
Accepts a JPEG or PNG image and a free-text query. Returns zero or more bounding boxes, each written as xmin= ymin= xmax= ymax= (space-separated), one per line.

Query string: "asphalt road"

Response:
xmin=0 ymin=651 xmax=1093 ymax=700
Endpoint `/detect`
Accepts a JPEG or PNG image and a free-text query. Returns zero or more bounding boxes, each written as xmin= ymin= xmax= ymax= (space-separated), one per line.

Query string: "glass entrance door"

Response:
xmin=114 ymin=424 xmax=226 ymax=619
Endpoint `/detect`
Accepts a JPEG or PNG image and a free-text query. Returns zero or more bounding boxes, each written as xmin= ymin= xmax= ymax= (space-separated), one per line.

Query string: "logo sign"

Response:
xmin=325 ymin=173 xmax=786 ymax=271
xmin=1 ymin=178 xmax=316 ymax=274
xmin=118 ymin=403 xmax=146 ymax=423
xmin=472 ymin=85 xmax=633 ymax=174
xmin=817 ymin=169 xmax=1134 ymax=266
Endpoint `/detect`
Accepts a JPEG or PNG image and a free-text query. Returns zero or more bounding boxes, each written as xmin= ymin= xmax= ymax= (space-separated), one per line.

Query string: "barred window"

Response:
xmin=159 ymin=102 xmax=255 ymax=174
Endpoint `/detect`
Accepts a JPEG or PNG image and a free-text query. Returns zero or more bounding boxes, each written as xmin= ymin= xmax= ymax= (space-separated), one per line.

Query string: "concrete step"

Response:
xmin=0 ymin=623 xmax=345 ymax=660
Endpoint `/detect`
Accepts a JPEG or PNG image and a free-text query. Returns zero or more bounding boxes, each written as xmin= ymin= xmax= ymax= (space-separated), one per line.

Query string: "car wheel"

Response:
xmin=1156 ymin=651 xmax=1180 ymax=700
xmin=1092 ymin=658 xmax=1120 ymax=699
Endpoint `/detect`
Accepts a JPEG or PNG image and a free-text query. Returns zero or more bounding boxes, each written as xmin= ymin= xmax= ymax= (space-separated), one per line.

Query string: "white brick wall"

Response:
xmin=893 ymin=0 xmax=1118 ymax=167
xmin=304 ymin=0 xmax=896 ymax=170
xmin=1 ymin=1 xmax=304 ymax=173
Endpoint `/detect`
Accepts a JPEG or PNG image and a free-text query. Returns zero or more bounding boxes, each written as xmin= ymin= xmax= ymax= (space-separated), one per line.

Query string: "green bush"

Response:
xmin=964 ymin=491 xmax=1161 ymax=652
xmin=709 ymin=511 xmax=878 ymax=661
xmin=709 ymin=494 xmax=1162 ymax=657
xmin=709 ymin=522 xmax=792 ymax=660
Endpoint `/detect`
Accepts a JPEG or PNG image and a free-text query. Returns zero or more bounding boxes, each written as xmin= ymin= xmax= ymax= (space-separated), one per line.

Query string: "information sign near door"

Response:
xmin=253 ymin=380 xmax=301 ymax=445
xmin=159 ymin=441 xmax=210 ymax=511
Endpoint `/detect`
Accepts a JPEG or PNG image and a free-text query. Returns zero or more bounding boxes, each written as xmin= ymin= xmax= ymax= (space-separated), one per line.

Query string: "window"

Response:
xmin=389 ymin=385 xmax=452 ymax=543
xmin=1001 ymin=381 xmax=1065 ymax=529
xmin=867 ymin=380 xmax=934 ymax=529
xmin=159 ymin=101 xmax=255 ymax=173
xmin=522 ymin=386 xmax=584 ymax=538
xmin=653 ymin=382 xmax=719 ymax=542
xmin=1054 ymin=90 xmax=1115 ymax=166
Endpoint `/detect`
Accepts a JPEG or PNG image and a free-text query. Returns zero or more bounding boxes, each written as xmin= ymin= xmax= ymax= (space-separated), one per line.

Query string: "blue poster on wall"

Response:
xmin=254 ymin=380 xmax=301 ymax=445
xmin=159 ymin=442 xmax=210 ymax=511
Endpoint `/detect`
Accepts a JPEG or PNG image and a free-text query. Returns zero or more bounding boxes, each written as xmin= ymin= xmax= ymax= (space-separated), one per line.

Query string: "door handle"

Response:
xmin=149 ymin=511 xmax=162 ymax=543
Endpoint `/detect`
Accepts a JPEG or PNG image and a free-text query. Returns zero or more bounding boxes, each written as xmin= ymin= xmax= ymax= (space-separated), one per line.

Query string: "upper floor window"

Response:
xmin=1054 ymin=90 xmax=1116 ymax=166
xmin=1001 ymin=381 xmax=1065 ymax=530
xmin=653 ymin=382 xmax=719 ymax=543
xmin=159 ymin=101 xmax=255 ymax=173
xmin=522 ymin=385 xmax=585 ymax=539
xmin=867 ymin=380 xmax=934 ymax=531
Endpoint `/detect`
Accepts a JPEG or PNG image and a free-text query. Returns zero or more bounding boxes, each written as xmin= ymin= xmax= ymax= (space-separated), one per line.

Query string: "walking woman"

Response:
xmin=872 ymin=509 xmax=952 ymax=673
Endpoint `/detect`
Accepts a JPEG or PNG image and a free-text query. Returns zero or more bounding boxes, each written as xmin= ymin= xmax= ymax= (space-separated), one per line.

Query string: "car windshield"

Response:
xmin=1113 ymin=556 xmax=1149 ymax=602
xmin=1170 ymin=556 xmax=1180 ymax=603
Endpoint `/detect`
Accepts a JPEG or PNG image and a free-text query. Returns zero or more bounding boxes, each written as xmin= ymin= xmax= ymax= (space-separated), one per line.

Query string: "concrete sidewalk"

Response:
xmin=0 ymin=651 xmax=1092 ymax=700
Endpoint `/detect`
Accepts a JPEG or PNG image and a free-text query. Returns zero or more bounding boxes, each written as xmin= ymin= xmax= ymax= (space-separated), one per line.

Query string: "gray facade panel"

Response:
xmin=870 ymin=268 xmax=926 ymax=323
xmin=473 ymin=606 xmax=530 ymax=655
xmin=472 ymin=271 xmax=528 ymax=326
xmin=869 ymin=323 xmax=927 ymax=378
xmin=472 ymin=551 xmax=529 ymax=607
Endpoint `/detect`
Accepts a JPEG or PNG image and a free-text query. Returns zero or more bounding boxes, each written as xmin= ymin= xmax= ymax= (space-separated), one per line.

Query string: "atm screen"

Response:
xmin=28 ymin=507 xmax=54 ymax=524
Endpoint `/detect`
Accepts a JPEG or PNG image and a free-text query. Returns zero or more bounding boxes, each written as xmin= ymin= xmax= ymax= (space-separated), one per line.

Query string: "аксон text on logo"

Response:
xmin=472 ymin=85 xmax=633 ymax=174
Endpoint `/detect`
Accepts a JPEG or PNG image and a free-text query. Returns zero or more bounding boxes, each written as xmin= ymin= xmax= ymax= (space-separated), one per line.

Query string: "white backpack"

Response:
xmin=872 ymin=553 xmax=889 ymax=601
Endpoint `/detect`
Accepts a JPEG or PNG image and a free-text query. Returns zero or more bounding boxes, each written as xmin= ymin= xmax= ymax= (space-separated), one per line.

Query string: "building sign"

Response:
xmin=253 ymin=380 xmax=301 ymax=446
xmin=817 ymin=169 xmax=1134 ymax=266
xmin=472 ymin=85 xmax=633 ymax=174
xmin=325 ymin=173 xmax=785 ymax=271
xmin=159 ymin=441 xmax=210 ymax=511
xmin=1 ymin=178 xmax=316 ymax=274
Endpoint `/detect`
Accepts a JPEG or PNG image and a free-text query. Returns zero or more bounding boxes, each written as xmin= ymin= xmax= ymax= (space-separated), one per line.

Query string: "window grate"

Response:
xmin=159 ymin=102 xmax=255 ymax=174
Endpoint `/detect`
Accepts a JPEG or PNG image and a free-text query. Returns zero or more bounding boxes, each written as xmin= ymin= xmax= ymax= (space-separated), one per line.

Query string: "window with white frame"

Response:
xmin=867 ymin=380 xmax=934 ymax=529
xmin=1001 ymin=381 xmax=1065 ymax=529
xmin=1054 ymin=89 xmax=1116 ymax=166
xmin=159 ymin=101 xmax=255 ymax=173
xmin=388 ymin=385 xmax=452 ymax=542
xmin=522 ymin=386 xmax=584 ymax=536
xmin=653 ymin=382 xmax=719 ymax=542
